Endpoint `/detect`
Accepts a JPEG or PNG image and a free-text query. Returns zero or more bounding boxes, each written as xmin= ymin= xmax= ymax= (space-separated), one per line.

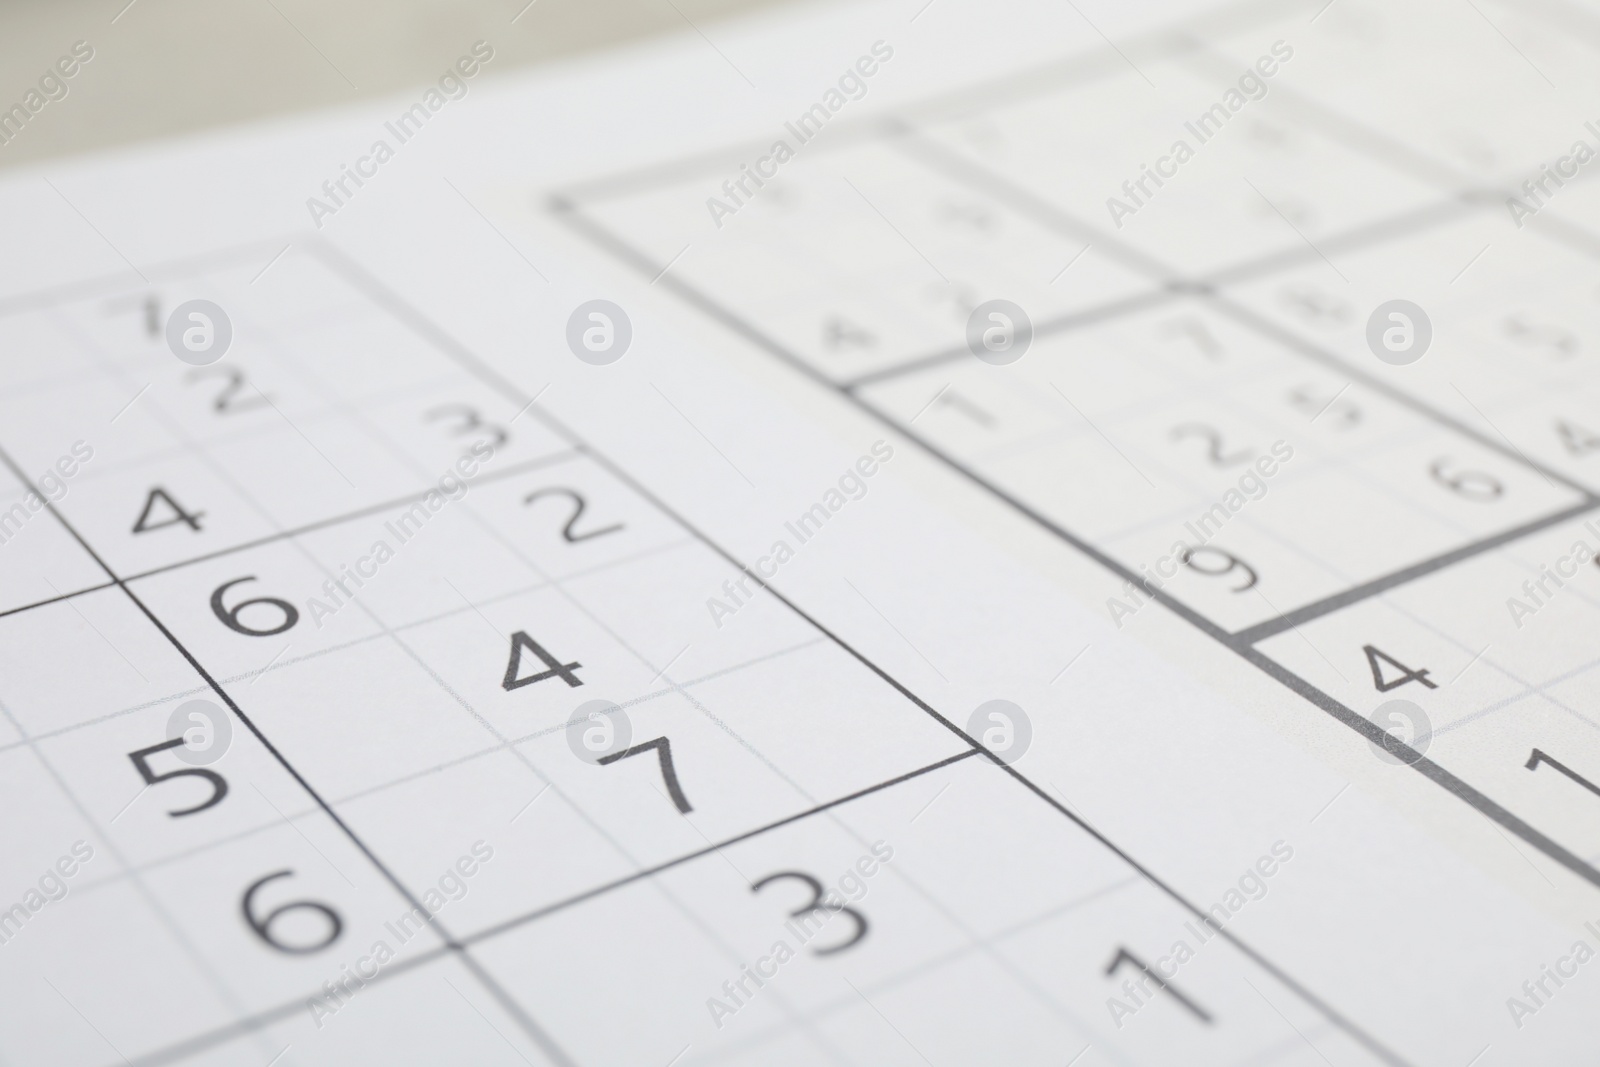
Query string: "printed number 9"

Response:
xmin=1180 ymin=545 xmax=1258 ymax=591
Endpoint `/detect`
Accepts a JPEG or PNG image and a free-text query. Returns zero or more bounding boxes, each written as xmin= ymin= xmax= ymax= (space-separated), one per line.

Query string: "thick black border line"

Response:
xmin=304 ymin=242 xmax=1415 ymax=1065
xmin=549 ymin=192 xmax=1600 ymax=901
xmin=2 ymin=236 xmax=1409 ymax=1067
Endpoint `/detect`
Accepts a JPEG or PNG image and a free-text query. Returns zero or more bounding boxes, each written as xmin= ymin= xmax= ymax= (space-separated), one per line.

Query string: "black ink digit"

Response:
xmin=752 ymin=871 xmax=868 ymax=956
xmin=1526 ymin=749 xmax=1600 ymax=800
xmin=1429 ymin=458 xmax=1503 ymax=501
xmin=1179 ymin=545 xmax=1258 ymax=591
xmin=523 ymin=488 xmax=623 ymax=543
xmin=1556 ymin=419 xmax=1600 ymax=457
xmin=1170 ymin=424 xmax=1253 ymax=467
xmin=425 ymin=403 xmax=508 ymax=453
xmin=210 ymin=577 xmax=300 ymax=636
xmin=242 ymin=871 xmax=342 ymax=954
xmin=128 ymin=738 xmax=228 ymax=817
xmin=133 ymin=487 xmax=205 ymax=534
xmin=1363 ymin=644 xmax=1437 ymax=692
xmin=187 ymin=366 xmax=270 ymax=414
xmin=502 ymin=631 xmax=583 ymax=690
xmin=597 ymin=736 xmax=692 ymax=813
xmin=1105 ymin=946 xmax=1212 ymax=1023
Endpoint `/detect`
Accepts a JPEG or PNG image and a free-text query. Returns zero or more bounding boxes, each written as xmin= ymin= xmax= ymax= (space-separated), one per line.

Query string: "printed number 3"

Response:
xmin=752 ymin=871 xmax=867 ymax=956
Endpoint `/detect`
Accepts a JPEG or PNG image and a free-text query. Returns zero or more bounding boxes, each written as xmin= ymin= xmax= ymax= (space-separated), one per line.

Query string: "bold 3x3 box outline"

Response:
xmin=0 ymin=238 xmax=1407 ymax=1066
xmin=547 ymin=0 xmax=1600 ymax=901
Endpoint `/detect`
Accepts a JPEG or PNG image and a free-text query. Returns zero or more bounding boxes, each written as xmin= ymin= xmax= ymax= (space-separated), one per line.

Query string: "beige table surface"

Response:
xmin=0 ymin=0 xmax=789 ymax=170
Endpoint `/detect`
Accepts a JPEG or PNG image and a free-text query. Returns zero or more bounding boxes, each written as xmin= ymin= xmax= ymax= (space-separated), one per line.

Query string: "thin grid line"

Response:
xmin=108 ymin=750 xmax=978 ymax=1067
xmin=65 ymin=633 xmax=838 ymax=902
xmin=0 ymin=224 xmax=1415 ymax=1067
xmin=238 ymin=270 xmax=883 ymax=1066
xmin=0 ymin=374 xmax=580 ymax=1066
xmin=0 ymin=16 xmax=1548 ymax=1049
xmin=322 ymin=237 xmax=1415 ymax=1065
xmin=547 ymin=108 xmax=1600 ymax=940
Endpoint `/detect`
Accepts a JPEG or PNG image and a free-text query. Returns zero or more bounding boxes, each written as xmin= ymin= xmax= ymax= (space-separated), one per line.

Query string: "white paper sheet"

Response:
xmin=2 ymin=0 xmax=1599 ymax=1063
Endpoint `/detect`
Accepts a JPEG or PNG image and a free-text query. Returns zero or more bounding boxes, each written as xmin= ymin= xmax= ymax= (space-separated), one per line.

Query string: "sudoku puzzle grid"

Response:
xmin=554 ymin=0 xmax=1600 ymax=907
xmin=0 ymin=238 xmax=1405 ymax=1067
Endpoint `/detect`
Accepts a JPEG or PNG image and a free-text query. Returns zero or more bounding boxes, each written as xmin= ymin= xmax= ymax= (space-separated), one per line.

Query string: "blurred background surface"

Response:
xmin=0 ymin=0 xmax=791 ymax=169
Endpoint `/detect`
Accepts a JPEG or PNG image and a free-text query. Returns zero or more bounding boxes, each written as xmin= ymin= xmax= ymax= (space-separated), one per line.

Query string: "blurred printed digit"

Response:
xmin=1179 ymin=545 xmax=1257 ymax=592
xmin=426 ymin=402 xmax=508 ymax=453
xmin=1556 ymin=419 xmax=1600 ymax=457
xmin=752 ymin=870 xmax=868 ymax=956
xmin=523 ymin=487 xmax=622 ymax=543
xmin=187 ymin=366 xmax=270 ymax=415
xmin=1428 ymin=458 xmax=1502 ymax=501
xmin=242 ymin=870 xmax=343 ymax=954
xmin=1170 ymin=423 xmax=1254 ymax=467
xmin=132 ymin=486 xmax=205 ymax=534
xmin=210 ymin=577 xmax=300 ymax=636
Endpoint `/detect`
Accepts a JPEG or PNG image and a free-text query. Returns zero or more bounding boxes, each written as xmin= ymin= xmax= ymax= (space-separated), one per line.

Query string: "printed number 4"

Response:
xmin=502 ymin=631 xmax=583 ymax=690
xmin=1364 ymin=644 xmax=1437 ymax=692
xmin=133 ymin=487 xmax=204 ymax=534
